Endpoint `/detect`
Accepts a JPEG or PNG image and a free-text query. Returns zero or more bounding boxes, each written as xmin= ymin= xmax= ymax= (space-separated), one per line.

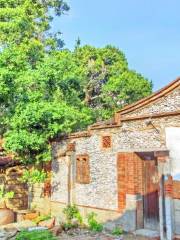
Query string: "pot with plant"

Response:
xmin=0 ymin=185 xmax=14 ymax=225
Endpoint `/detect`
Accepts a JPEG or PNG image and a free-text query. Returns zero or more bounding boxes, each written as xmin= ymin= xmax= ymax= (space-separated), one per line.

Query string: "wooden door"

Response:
xmin=144 ymin=159 xmax=159 ymax=230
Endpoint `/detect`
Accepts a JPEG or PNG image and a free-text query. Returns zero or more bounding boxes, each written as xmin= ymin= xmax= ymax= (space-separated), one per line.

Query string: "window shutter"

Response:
xmin=76 ymin=157 xmax=82 ymax=183
xmin=76 ymin=155 xmax=90 ymax=184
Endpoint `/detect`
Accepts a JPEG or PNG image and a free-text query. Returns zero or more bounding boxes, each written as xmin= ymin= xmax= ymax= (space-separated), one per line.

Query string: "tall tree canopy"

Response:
xmin=0 ymin=1 xmax=152 ymax=164
xmin=0 ymin=0 xmax=69 ymax=46
xmin=72 ymin=45 xmax=152 ymax=119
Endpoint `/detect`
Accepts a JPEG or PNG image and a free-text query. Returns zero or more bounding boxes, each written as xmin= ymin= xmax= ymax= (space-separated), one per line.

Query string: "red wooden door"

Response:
xmin=144 ymin=160 xmax=159 ymax=230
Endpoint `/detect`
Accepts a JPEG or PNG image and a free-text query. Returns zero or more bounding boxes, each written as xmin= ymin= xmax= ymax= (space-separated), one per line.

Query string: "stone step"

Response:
xmin=134 ymin=229 xmax=160 ymax=240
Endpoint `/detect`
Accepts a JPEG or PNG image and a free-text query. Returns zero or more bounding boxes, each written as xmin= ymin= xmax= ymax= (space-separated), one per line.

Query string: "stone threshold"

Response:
xmin=134 ymin=229 xmax=160 ymax=240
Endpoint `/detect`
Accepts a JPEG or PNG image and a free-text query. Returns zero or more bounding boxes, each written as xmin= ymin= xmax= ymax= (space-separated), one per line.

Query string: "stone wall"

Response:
xmin=49 ymin=114 xmax=180 ymax=211
xmin=0 ymin=172 xmax=5 ymax=185
xmin=174 ymin=199 xmax=180 ymax=234
xmin=51 ymin=136 xmax=118 ymax=211
xmin=121 ymin=88 xmax=180 ymax=118
xmin=6 ymin=166 xmax=28 ymax=210
xmin=51 ymin=156 xmax=69 ymax=203
xmin=31 ymin=183 xmax=51 ymax=215
xmin=31 ymin=82 xmax=180 ymax=235
xmin=114 ymin=115 xmax=180 ymax=152
xmin=0 ymin=166 xmax=28 ymax=210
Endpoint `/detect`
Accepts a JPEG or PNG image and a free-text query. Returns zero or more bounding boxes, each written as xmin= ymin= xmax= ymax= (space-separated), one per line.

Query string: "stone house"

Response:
xmin=31 ymin=78 xmax=179 ymax=239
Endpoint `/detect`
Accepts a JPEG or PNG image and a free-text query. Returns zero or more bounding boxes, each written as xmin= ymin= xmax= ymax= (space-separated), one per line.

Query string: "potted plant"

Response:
xmin=0 ymin=185 xmax=14 ymax=225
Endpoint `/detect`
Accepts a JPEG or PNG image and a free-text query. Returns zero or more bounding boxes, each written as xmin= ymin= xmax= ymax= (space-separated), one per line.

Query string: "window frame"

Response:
xmin=76 ymin=154 xmax=90 ymax=184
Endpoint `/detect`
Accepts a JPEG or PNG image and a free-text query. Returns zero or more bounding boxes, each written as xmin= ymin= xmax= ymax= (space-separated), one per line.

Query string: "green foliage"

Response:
xmin=102 ymin=70 xmax=152 ymax=115
xmin=33 ymin=214 xmax=51 ymax=224
xmin=0 ymin=0 xmax=69 ymax=47
xmin=111 ymin=226 xmax=123 ymax=236
xmin=72 ymin=45 xmax=152 ymax=119
xmin=2 ymin=49 xmax=93 ymax=164
xmin=21 ymin=169 xmax=47 ymax=185
xmin=62 ymin=222 xmax=77 ymax=230
xmin=15 ymin=230 xmax=57 ymax=240
xmin=63 ymin=204 xmax=83 ymax=225
xmin=0 ymin=185 xmax=14 ymax=201
xmin=0 ymin=0 xmax=152 ymax=166
xmin=87 ymin=212 xmax=103 ymax=232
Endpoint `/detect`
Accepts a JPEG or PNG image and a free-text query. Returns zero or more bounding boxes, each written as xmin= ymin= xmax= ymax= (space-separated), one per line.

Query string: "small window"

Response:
xmin=76 ymin=154 xmax=90 ymax=184
xmin=102 ymin=135 xmax=112 ymax=149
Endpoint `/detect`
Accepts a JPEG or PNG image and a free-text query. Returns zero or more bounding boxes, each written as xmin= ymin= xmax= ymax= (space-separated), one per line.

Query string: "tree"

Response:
xmin=0 ymin=1 xmax=152 ymax=165
xmin=4 ymin=51 xmax=92 ymax=164
xmin=0 ymin=0 xmax=69 ymax=47
xmin=72 ymin=45 xmax=152 ymax=119
xmin=0 ymin=1 xmax=91 ymax=164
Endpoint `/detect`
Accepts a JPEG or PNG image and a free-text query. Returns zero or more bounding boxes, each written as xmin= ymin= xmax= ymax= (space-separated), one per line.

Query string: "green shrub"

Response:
xmin=15 ymin=230 xmax=57 ymax=240
xmin=0 ymin=185 xmax=14 ymax=201
xmin=63 ymin=204 xmax=83 ymax=225
xmin=112 ymin=226 xmax=123 ymax=236
xmin=33 ymin=214 xmax=51 ymax=224
xmin=74 ymin=211 xmax=83 ymax=225
xmin=62 ymin=222 xmax=77 ymax=230
xmin=87 ymin=212 xmax=103 ymax=232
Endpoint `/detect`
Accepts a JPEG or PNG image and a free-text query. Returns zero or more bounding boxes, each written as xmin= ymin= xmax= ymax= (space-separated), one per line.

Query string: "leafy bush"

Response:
xmin=87 ymin=212 xmax=103 ymax=232
xmin=15 ymin=230 xmax=57 ymax=240
xmin=112 ymin=226 xmax=123 ymax=236
xmin=63 ymin=204 xmax=83 ymax=225
xmin=21 ymin=169 xmax=47 ymax=185
xmin=62 ymin=222 xmax=77 ymax=231
xmin=33 ymin=214 xmax=51 ymax=224
xmin=0 ymin=185 xmax=14 ymax=201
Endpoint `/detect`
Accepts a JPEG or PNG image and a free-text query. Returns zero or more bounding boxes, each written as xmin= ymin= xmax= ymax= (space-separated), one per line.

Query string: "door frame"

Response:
xmin=143 ymin=157 xmax=160 ymax=230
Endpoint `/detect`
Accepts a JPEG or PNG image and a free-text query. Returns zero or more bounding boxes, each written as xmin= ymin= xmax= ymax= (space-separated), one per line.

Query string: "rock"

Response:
xmin=50 ymin=225 xmax=63 ymax=236
xmin=0 ymin=208 xmax=15 ymax=226
xmin=103 ymin=221 xmax=117 ymax=231
xmin=0 ymin=220 xmax=36 ymax=232
xmin=0 ymin=229 xmax=18 ymax=240
xmin=39 ymin=218 xmax=55 ymax=229
xmin=0 ymin=232 xmax=6 ymax=239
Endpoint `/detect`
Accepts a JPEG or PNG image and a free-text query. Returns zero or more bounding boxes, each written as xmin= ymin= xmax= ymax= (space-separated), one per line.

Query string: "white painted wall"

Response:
xmin=166 ymin=127 xmax=180 ymax=180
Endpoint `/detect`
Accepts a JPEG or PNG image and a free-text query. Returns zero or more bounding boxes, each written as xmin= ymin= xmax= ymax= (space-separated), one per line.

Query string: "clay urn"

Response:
xmin=0 ymin=201 xmax=14 ymax=225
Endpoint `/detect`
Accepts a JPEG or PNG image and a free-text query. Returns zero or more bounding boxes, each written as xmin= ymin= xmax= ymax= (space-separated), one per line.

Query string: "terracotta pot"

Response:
xmin=0 ymin=203 xmax=14 ymax=225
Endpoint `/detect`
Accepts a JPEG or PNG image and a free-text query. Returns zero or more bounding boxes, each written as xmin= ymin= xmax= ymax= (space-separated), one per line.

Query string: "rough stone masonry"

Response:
xmin=31 ymin=78 xmax=180 ymax=240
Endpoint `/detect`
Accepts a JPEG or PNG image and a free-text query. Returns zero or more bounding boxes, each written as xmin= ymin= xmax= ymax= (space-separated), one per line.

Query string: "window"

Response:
xmin=101 ymin=135 xmax=112 ymax=149
xmin=76 ymin=154 xmax=90 ymax=184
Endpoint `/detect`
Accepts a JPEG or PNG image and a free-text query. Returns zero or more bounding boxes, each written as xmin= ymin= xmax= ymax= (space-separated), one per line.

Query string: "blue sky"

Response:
xmin=52 ymin=0 xmax=180 ymax=90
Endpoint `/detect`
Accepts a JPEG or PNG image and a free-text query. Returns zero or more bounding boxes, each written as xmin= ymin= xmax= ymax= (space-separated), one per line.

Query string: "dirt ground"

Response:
xmin=58 ymin=230 xmax=148 ymax=240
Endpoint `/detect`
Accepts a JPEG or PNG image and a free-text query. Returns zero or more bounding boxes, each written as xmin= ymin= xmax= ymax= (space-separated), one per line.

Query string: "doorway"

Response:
xmin=143 ymin=158 xmax=159 ymax=230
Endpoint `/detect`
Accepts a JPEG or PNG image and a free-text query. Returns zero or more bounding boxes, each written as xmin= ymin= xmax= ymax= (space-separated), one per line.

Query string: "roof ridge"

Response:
xmin=116 ymin=77 xmax=180 ymax=115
